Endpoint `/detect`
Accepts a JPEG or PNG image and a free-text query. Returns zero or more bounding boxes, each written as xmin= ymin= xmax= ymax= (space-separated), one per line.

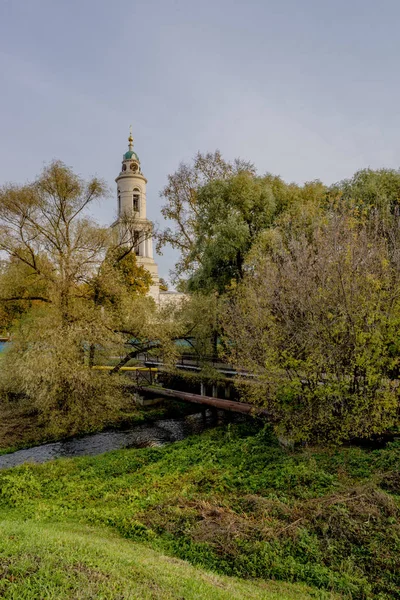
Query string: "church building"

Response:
xmin=113 ymin=130 xmax=160 ymax=300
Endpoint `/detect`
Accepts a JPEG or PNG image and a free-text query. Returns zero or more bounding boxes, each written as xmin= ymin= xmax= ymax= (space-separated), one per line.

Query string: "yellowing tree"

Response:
xmin=0 ymin=161 xmax=153 ymax=434
xmin=222 ymin=212 xmax=400 ymax=443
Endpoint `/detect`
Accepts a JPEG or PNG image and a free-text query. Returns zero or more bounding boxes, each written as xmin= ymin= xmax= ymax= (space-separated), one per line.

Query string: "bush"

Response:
xmin=222 ymin=212 xmax=400 ymax=443
xmin=0 ymin=310 xmax=130 ymax=436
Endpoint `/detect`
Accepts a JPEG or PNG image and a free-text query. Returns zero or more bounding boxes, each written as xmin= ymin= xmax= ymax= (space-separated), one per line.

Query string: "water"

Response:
xmin=0 ymin=410 xmax=231 ymax=470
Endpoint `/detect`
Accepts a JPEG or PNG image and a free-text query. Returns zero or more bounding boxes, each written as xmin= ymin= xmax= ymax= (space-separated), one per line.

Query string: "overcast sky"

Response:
xmin=1 ymin=0 xmax=399 ymax=280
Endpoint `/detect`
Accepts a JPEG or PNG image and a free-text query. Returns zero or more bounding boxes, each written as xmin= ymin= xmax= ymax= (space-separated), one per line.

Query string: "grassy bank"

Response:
xmin=0 ymin=520 xmax=323 ymax=599
xmin=1 ymin=422 xmax=399 ymax=598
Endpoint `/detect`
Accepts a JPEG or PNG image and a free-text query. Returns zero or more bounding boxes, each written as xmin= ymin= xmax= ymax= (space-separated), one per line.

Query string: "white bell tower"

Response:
xmin=113 ymin=129 xmax=160 ymax=300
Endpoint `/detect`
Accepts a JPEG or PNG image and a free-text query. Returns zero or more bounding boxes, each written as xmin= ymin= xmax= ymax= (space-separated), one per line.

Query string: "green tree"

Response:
xmin=0 ymin=257 xmax=52 ymax=333
xmin=160 ymin=150 xmax=329 ymax=293
xmin=187 ymin=175 xmax=328 ymax=293
xmin=222 ymin=211 xmax=400 ymax=443
xmin=157 ymin=150 xmax=255 ymax=282
xmin=0 ymin=161 xmax=108 ymax=321
xmin=187 ymin=172 xmax=277 ymax=292
xmin=332 ymin=167 xmax=400 ymax=216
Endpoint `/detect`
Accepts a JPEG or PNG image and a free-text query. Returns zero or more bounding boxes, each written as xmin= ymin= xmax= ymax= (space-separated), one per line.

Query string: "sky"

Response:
xmin=1 ymin=0 xmax=400 ymax=281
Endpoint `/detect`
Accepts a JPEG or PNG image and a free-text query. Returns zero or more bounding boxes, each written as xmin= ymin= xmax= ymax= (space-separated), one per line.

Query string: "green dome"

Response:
xmin=123 ymin=150 xmax=139 ymax=161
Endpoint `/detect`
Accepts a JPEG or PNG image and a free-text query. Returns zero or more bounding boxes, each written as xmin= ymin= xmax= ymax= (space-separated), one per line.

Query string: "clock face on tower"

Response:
xmin=130 ymin=161 xmax=139 ymax=173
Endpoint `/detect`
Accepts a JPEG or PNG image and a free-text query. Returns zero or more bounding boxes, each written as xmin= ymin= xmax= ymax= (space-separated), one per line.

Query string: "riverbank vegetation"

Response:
xmin=159 ymin=156 xmax=400 ymax=444
xmin=1 ymin=155 xmax=400 ymax=598
xmin=3 ymin=156 xmax=400 ymax=445
xmin=0 ymin=162 xmax=193 ymax=439
xmin=0 ymin=161 xmax=149 ymax=436
xmin=0 ymin=160 xmax=222 ymax=441
xmin=1 ymin=422 xmax=399 ymax=598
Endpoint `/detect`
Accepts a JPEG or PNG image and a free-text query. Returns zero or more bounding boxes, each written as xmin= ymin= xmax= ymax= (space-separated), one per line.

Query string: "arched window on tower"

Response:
xmin=118 ymin=191 xmax=121 ymax=215
xmin=132 ymin=189 xmax=140 ymax=213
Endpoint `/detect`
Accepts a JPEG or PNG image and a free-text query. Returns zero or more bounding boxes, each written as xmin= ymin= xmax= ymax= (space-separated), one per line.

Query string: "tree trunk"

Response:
xmin=88 ymin=344 xmax=95 ymax=368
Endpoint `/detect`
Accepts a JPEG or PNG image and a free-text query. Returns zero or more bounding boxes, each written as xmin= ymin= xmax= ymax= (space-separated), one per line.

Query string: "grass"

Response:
xmin=0 ymin=520 xmax=328 ymax=599
xmin=0 ymin=422 xmax=399 ymax=598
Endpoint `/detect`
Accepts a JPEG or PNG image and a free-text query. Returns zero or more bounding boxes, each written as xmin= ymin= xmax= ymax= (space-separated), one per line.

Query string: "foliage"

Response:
xmin=175 ymin=292 xmax=220 ymax=360
xmin=0 ymin=161 xmax=157 ymax=430
xmin=157 ymin=150 xmax=255 ymax=283
xmin=0 ymin=423 xmax=399 ymax=598
xmin=331 ymin=167 xmax=400 ymax=216
xmin=0 ymin=258 xmax=51 ymax=333
xmin=159 ymin=277 xmax=169 ymax=291
xmin=105 ymin=246 xmax=153 ymax=295
xmin=159 ymin=151 xmax=330 ymax=292
xmin=0 ymin=306 xmax=129 ymax=436
xmin=0 ymin=160 xmax=109 ymax=321
xmin=158 ymin=161 xmax=400 ymax=443
xmin=85 ymin=245 xmax=153 ymax=335
xmin=188 ymin=172 xmax=278 ymax=293
xmin=222 ymin=211 xmax=400 ymax=443
xmin=0 ymin=161 xmax=152 ymax=318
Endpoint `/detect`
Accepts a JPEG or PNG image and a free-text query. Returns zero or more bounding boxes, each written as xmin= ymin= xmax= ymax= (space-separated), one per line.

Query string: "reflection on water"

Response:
xmin=0 ymin=410 xmax=234 ymax=470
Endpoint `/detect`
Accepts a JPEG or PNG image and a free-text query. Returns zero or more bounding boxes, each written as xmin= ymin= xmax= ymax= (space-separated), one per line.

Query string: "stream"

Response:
xmin=0 ymin=409 xmax=234 ymax=470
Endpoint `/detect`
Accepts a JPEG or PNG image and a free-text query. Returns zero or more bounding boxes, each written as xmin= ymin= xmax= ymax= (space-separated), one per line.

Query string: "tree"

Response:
xmin=185 ymin=174 xmax=329 ymax=293
xmin=0 ymin=305 xmax=129 ymax=436
xmin=159 ymin=149 xmax=329 ymax=293
xmin=87 ymin=247 xmax=152 ymax=307
xmin=157 ymin=150 xmax=255 ymax=282
xmin=0 ymin=257 xmax=52 ymax=333
xmin=0 ymin=161 xmax=153 ymax=321
xmin=0 ymin=161 xmax=109 ymax=319
xmin=0 ymin=161 xmax=153 ymax=432
xmin=187 ymin=172 xmax=277 ymax=292
xmin=222 ymin=211 xmax=400 ymax=443
xmin=332 ymin=168 xmax=400 ymax=216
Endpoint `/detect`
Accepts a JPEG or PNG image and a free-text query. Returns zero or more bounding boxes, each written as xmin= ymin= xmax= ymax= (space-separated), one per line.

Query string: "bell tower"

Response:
xmin=113 ymin=129 xmax=160 ymax=300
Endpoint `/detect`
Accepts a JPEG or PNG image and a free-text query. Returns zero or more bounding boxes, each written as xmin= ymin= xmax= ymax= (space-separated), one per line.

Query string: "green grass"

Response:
xmin=0 ymin=520 xmax=328 ymax=599
xmin=0 ymin=422 xmax=399 ymax=598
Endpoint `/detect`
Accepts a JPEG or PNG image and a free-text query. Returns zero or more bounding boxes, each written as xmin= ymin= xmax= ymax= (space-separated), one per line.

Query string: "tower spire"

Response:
xmin=114 ymin=132 xmax=160 ymax=300
xmin=128 ymin=125 xmax=133 ymax=151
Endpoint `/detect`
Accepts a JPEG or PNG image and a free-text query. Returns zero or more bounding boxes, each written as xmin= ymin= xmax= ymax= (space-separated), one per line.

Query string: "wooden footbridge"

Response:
xmin=139 ymin=385 xmax=269 ymax=417
xmin=94 ymin=365 xmax=269 ymax=417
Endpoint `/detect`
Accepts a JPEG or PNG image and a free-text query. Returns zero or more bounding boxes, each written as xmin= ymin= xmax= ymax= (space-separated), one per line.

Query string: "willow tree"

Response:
xmin=0 ymin=161 xmax=152 ymax=433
